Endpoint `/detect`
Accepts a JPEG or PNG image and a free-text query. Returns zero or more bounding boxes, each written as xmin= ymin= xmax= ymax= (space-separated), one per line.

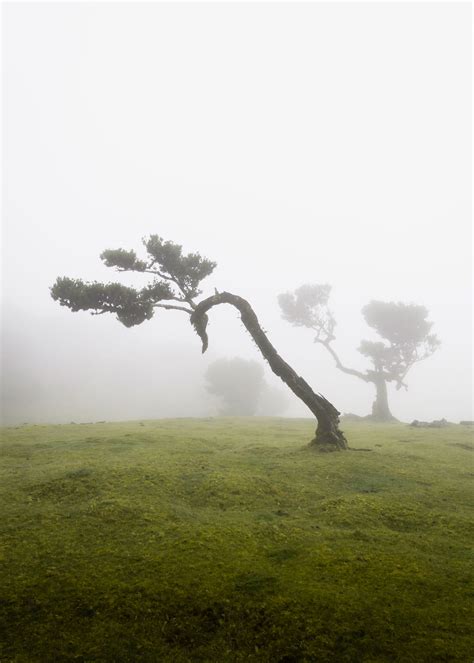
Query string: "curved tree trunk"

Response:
xmin=191 ymin=292 xmax=348 ymax=451
xmin=370 ymin=376 xmax=397 ymax=422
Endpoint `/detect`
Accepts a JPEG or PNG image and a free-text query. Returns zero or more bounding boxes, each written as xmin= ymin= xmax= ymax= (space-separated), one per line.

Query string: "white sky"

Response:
xmin=2 ymin=2 xmax=472 ymax=424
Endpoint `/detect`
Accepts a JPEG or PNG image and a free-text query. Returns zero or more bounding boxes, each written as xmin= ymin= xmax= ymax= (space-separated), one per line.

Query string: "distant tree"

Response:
xmin=205 ymin=357 xmax=289 ymax=416
xmin=51 ymin=236 xmax=347 ymax=450
xmin=278 ymin=285 xmax=440 ymax=422
xmin=205 ymin=358 xmax=265 ymax=416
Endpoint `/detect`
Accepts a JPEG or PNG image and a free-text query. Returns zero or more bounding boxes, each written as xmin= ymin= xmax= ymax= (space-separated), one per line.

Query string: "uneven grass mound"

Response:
xmin=1 ymin=418 xmax=473 ymax=661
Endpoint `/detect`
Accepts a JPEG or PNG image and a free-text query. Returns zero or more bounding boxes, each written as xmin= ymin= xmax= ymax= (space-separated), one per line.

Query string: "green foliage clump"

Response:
xmin=50 ymin=277 xmax=159 ymax=327
xmin=100 ymin=248 xmax=147 ymax=272
xmin=50 ymin=235 xmax=217 ymax=327
xmin=144 ymin=235 xmax=217 ymax=299
xmin=278 ymin=283 xmax=334 ymax=335
xmin=362 ymin=300 xmax=436 ymax=346
xmin=1 ymin=419 xmax=473 ymax=661
xmin=360 ymin=300 xmax=440 ymax=373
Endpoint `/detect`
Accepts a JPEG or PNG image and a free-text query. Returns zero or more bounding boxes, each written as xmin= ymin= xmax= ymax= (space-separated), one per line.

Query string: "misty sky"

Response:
xmin=2 ymin=2 xmax=472 ymax=425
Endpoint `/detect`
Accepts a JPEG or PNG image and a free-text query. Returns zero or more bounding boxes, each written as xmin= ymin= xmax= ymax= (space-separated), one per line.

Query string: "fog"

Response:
xmin=2 ymin=3 xmax=472 ymax=426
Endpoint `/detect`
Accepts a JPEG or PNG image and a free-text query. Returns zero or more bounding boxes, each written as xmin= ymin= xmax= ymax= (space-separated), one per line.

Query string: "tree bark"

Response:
xmin=370 ymin=376 xmax=397 ymax=422
xmin=191 ymin=292 xmax=348 ymax=451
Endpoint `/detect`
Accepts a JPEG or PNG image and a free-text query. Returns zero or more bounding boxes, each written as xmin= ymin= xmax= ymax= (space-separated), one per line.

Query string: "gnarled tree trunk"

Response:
xmin=370 ymin=376 xmax=397 ymax=422
xmin=191 ymin=292 xmax=348 ymax=451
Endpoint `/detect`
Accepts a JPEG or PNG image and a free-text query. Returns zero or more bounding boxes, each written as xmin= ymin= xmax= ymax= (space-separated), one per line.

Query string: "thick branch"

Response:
xmin=318 ymin=341 xmax=370 ymax=382
xmin=320 ymin=343 xmax=409 ymax=391
xmin=153 ymin=303 xmax=193 ymax=314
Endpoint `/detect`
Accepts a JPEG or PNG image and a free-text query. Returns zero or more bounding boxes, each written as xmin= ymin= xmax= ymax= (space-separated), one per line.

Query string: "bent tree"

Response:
xmin=51 ymin=236 xmax=348 ymax=450
xmin=278 ymin=285 xmax=440 ymax=422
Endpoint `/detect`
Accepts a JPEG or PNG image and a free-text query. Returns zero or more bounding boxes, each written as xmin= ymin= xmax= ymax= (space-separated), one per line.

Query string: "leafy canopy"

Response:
xmin=359 ymin=301 xmax=440 ymax=376
xmin=278 ymin=285 xmax=440 ymax=386
xmin=51 ymin=236 xmax=217 ymax=327
xmin=362 ymin=301 xmax=435 ymax=346
xmin=278 ymin=284 xmax=335 ymax=342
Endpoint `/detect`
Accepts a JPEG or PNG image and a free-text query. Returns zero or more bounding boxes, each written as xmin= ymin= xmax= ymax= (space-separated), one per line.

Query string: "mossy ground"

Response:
xmin=1 ymin=418 xmax=473 ymax=662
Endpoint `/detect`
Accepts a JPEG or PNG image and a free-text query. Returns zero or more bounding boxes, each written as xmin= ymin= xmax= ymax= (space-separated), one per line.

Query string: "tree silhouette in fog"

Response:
xmin=205 ymin=357 xmax=288 ymax=416
xmin=205 ymin=358 xmax=265 ymax=416
xmin=278 ymin=285 xmax=440 ymax=421
xmin=51 ymin=236 xmax=347 ymax=450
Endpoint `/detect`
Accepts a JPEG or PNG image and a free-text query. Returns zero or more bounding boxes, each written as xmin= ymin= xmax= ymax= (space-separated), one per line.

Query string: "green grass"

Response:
xmin=1 ymin=418 xmax=473 ymax=662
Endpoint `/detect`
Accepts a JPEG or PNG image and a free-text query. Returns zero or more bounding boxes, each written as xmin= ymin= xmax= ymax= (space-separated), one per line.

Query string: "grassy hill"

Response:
xmin=1 ymin=418 xmax=473 ymax=662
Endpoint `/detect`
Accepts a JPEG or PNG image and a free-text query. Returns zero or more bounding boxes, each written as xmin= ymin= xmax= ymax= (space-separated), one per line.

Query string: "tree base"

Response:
xmin=341 ymin=412 xmax=399 ymax=424
xmin=365 ymin=413 xmax=399 ymax=423
xmin=308 ymin=426 xmax=349 ymax=452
